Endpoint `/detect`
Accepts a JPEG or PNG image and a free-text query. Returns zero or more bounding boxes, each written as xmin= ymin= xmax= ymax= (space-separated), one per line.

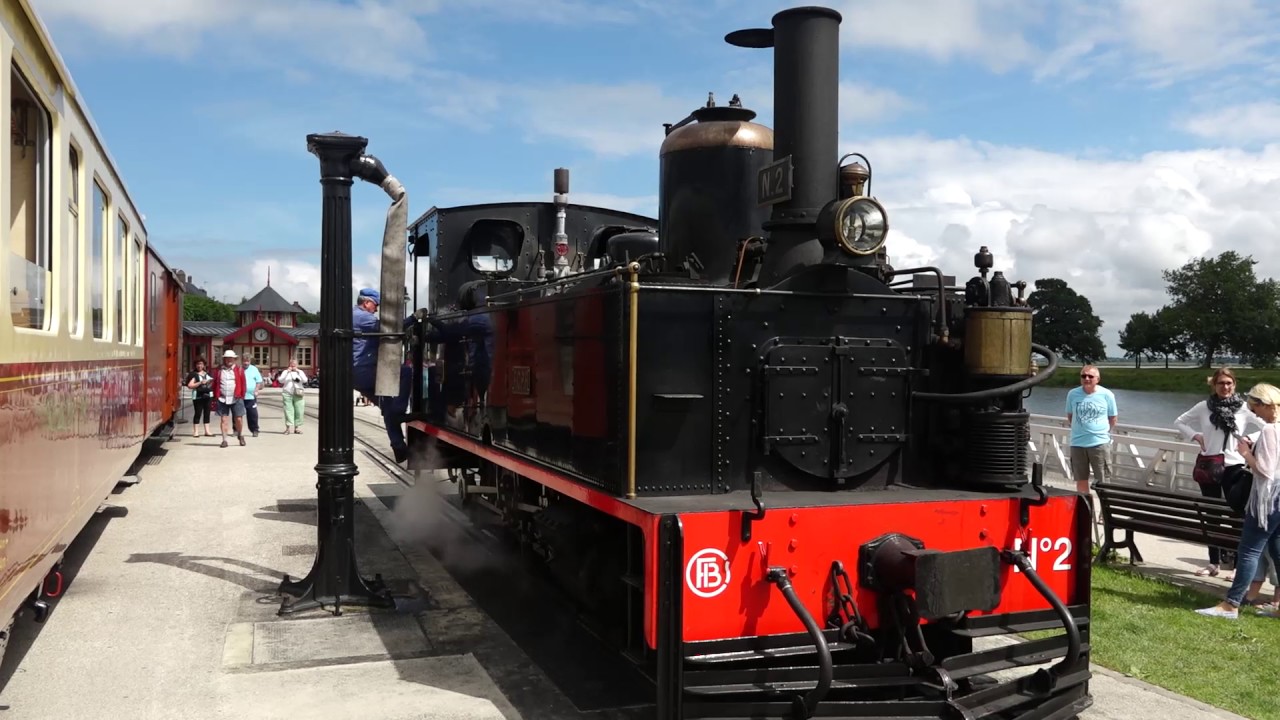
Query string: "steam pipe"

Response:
xmin=885 ymin=266 xmax=948 ymax=343
xmin=913 ymin=344 xmax=1059 ymax=403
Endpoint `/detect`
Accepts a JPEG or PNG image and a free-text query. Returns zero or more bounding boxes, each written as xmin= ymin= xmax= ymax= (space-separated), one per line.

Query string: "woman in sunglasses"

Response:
xmin=1175 ymin=367 xmax=1265 ymax=577
xmin=1196 ymin=383 xmax=1280 ymax=620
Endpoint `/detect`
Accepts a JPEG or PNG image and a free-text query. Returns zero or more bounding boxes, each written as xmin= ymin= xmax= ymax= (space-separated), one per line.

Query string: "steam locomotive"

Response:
xmin=401 ymin=7 xmax=1091 ymax=719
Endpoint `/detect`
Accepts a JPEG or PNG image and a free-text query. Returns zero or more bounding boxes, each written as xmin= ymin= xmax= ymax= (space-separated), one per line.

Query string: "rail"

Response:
xmin=1027 ymin=413 xmax=1201 ymax=494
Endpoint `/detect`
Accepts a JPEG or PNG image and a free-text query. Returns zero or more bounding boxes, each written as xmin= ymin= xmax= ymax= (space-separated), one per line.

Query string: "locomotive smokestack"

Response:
xmin=727 ymin=6 xmax=842 ymax=286
xmin=772 ymin=7 xmax=840 ymax=216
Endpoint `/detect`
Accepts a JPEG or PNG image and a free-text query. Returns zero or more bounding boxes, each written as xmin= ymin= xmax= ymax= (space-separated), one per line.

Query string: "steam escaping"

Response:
xmin=387 ymin=438 xmax=498 ymax=572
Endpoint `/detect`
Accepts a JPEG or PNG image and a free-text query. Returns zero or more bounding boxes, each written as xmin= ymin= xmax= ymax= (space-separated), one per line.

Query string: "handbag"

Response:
xmin=1221 ymin=465 xmax=1253 ymax=516
xmin=1192 ymin=452 xmax=1225 ymax=487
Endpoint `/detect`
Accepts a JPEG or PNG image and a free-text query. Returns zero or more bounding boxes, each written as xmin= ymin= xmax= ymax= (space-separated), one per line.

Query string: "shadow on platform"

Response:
xmin=124 ymin=552 xmax=284 ymax=594
xmin=252 ymin=500 xmax=318 ymax=527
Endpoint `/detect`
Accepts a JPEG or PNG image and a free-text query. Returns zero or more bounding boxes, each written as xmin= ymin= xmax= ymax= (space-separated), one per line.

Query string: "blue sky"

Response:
xmin=29 ymin=0 xmax=1280 ymax=352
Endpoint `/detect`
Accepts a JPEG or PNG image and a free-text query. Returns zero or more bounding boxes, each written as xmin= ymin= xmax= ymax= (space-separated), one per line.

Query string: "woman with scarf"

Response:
xmin=1175 ymin=368 xmax=1263 ymax=577
xmin=1196 ymin=383 xmax=1280 ymax=620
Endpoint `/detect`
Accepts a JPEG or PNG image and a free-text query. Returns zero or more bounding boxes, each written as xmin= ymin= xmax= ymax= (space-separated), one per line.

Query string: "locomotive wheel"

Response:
xmin=457 ymin=469 xmax=472 ymax=506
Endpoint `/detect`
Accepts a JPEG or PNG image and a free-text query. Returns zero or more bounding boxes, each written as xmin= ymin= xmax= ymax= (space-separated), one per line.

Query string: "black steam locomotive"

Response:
xmin=401 ymin=6 xmax=1091 ymax=719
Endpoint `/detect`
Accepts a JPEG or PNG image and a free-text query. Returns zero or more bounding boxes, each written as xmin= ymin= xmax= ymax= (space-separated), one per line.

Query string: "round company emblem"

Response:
xmin=554 ymin=243 xmax=569 ymax=257
xmin=685 ymin=548 xmax=731 ymax=598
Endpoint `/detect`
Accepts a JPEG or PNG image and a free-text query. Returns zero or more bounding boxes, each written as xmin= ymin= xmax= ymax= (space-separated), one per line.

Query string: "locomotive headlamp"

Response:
xmin=831 ymin=196 xmax=888 ymax=256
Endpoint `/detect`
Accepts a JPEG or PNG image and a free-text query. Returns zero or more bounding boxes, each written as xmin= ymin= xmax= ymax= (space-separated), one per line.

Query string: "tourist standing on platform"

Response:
xmin=185 ymin=359 xmax=214 ymax=438
xmin=1065 ymin=364 xmax=1118 ymax=496
xmin=241 ymin=355 xmax=264 ymax=438
xmin=278 ymin=358 xmax=308 ymax=434
xmin=1175 ymin=367 xmax=1265 ymax=577
xmin=215 ymin=349 xmax=248 ymax=448
xmin=1196 ymin=383 xmax=1280 ymax=620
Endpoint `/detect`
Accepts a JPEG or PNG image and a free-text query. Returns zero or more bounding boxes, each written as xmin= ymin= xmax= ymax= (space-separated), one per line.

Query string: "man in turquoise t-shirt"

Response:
xmin=241 ymin=355 xmax=265 ymax=438
xmin=1065 ymin=364 xmax=1118 ymax=495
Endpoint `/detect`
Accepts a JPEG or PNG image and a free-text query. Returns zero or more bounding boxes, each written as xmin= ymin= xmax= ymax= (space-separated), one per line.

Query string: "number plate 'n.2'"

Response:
xmin=758 ymin=156 xmax=793 ymax=206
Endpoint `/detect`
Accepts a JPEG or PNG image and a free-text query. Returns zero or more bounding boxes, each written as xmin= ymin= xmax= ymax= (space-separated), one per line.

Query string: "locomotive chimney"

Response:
xmin=727 ymin=6 xmax=842 ymax=286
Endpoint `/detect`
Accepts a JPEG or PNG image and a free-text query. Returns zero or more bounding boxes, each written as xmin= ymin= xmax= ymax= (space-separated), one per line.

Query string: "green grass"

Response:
xmin=1040 ymin=365 xmax=1280 ymax=393
xmin=1077 ymin=564 xmax=1280 ymax=720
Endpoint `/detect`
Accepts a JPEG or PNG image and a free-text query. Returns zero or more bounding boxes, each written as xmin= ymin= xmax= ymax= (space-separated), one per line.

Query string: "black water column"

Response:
xmin=278 ymin=131 xmax=393 ymax=615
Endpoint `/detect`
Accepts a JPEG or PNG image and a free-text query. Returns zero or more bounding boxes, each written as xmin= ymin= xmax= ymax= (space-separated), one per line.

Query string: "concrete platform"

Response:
xmin=0 ymin=391 xmax=1257 ymax=719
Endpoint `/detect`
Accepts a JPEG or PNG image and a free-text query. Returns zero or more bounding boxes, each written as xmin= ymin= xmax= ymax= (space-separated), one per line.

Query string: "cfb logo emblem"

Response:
xmin=685 ymin=548 xmax=731 ymax=598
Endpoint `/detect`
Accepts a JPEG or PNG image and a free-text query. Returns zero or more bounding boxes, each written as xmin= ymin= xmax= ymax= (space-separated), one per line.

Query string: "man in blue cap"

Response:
xmin=352 ymin=287 xmax=413 ymax=463
xmin=352 ymin=287 xmax=381 ymax=387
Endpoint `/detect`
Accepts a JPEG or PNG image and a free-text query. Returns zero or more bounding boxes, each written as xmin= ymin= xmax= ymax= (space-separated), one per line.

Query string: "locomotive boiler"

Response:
xmin=401 ymin=6 xmax=1091 ymax=719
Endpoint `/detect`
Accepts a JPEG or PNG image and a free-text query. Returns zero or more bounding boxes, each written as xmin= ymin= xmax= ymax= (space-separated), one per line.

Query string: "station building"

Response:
xmin=177 ymin=272 xmax=320 ymax=379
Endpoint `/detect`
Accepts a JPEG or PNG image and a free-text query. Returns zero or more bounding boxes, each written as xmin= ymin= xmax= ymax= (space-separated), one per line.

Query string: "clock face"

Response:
xmin=253 ymin=328 xmax=269 ymax=342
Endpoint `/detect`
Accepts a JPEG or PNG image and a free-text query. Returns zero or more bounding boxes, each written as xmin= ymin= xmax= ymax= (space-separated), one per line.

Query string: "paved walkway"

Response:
xmin=0 ymin=390 xmax=1260 ymax=719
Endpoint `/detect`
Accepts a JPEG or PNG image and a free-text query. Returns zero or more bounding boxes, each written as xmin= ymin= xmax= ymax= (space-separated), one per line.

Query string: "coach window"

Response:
xmin=133 ymin=237 xmax=144 ymax=344
xmin=116 ymin=215 xmax=127 ymax=343
xmin=91 ymin=181 xmax=107 ymax=339
xmin=67 ymin=144 xmax=82 ymax=335
xmin=9 ymin=65 xmax=52 ymax=330
xmin=149 ymin=270 xmax=157 ymax=332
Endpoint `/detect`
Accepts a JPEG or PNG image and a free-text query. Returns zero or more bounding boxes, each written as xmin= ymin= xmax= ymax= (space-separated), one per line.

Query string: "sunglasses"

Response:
xmin=1080 ymin=374 xmax=1097 ymax=379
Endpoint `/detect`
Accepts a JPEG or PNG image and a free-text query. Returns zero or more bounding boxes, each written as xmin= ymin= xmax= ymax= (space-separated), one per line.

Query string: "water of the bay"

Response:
xmin=1023 ymin=386 xmax=1205 ymax=430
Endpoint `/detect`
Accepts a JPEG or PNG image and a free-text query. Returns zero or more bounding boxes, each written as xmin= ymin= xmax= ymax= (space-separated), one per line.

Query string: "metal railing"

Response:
xmin=1028 ymin=414 xmax=1200 ymax=494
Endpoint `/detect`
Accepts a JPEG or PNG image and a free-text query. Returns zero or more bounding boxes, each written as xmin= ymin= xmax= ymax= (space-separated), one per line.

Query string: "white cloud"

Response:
xmin=831 ymin=0 xmax=1039 ymax=72
xmin=28 ymin=0 xmax=647 ymax=79
xmin=1180 ymin=101 xmax=1280 ymax=145
xmin=1036 ymin=0 xmax=1280 ymax=86
xmin=747 ymin=0 xmax=1280 ymax=86
xmin=31 ymin=0 xmax=432 ymax=78
xmin=189 ymin=254 xmax=387 ymax=316
xmin=516 ymin=82 xmax=693 ymax=158
xmin=847 ymin=135 xmax=1280 ymax=350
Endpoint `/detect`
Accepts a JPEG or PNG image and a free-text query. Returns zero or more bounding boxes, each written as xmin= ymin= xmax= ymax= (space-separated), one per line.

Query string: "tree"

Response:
xmin=183 ymin=295 xmax=235 ymax=322
xmin=1027 ymin=278 xmax=1107 ymax=363
xmin=298 ymin=311 xmax=320 ymax=324
xmin=1118 ymin=311 xmax=1156 ymax=368
xmin=1234 ymin=279 xmax=1280 ymax=368
xmin=1148 ymin=306 xmax=1192 ymax=369
xmin=1161 ymin=251 xmax=1264 ymax=367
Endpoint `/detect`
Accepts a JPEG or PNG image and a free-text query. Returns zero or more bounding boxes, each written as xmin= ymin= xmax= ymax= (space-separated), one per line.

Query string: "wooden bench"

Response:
xmin=1093 ymin=482 xmax=1242 ymax=565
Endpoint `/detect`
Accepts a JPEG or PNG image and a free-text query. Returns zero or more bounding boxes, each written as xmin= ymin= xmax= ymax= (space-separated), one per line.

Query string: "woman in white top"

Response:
xmin=1195 ymin=383 xmax=1280 ymax=620
xmin=278 ymin=359 xmax=309 ymax=435
xmin=1175 ymin=367 xmax=1264 ymax=576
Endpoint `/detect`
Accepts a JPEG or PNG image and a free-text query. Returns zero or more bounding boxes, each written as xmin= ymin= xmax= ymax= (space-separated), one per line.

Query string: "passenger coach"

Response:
xmin=0 ymin=0 xmax=183 ymax=656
